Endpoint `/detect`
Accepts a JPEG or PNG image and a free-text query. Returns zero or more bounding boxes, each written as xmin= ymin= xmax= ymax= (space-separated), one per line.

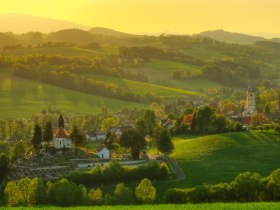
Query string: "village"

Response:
xmin=6 ymin=80 xmax=265 ymax=182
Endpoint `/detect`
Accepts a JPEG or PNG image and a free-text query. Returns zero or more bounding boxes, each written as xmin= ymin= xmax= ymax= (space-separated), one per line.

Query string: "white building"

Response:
xmin=86 ymin=130 xmax=107 ymax=142
xmin=53 ymin=115 xmax=72 ymax=149
xmin=53 ymin=127 xmax=72 ymax=149
xmin=96 ymin=145 xmax=110 ymax=159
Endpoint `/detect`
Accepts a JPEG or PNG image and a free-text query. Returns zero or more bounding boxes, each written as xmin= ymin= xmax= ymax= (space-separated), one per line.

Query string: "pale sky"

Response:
xmin=1 ymin=0 xmax=280 ymax=35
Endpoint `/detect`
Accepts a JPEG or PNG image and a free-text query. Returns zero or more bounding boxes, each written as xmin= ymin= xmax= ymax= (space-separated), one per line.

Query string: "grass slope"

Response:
xmin=0 ymin=69 xmax=145 ymax=119
xmin=171 ymin=131 xmax=280 ymax=187
xmin=2 ymin=203 xmax=280 ymax=210
xmin=84 ymin=74 xmax=201 ymax=97
xmin=125 ymin=60 xmax=222 ymax=90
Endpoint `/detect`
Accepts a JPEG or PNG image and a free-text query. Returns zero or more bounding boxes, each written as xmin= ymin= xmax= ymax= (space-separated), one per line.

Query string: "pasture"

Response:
xmin=0 ymin=69 xmax=145 ymax=119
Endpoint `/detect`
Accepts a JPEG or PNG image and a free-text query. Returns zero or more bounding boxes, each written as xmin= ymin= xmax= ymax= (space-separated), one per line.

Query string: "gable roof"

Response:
xmin=96 ymin=145 xmax=108 ymax=152
xmin=53 ymin=127 xmax=69 ymax=139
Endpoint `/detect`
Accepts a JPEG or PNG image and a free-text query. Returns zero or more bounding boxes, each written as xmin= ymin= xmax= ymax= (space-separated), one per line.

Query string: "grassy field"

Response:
xmin=0 ymin=69 xmax=145 ymax=119
xmin=149 ymin=130 xmax=280 ymax=198
xmin=180 ymin=44 xmax=227 ymax=60
xmin=125 ymin=59 xmax=222 ymax=90
xmin=84 ymin=74 xmax=201 ymax=97
xmin=2 ymin=203 xmax=280 ymax=210
xmin=171 ymin=131 xmax=280 ymax=187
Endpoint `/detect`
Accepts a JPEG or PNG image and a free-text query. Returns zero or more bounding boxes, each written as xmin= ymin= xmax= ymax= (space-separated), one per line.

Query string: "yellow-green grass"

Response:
xmin=2 ymin=203 xmax=280 ymax=210
xmin=124 ymin=60 xmax=222 ymax=90
xmin=0 ymin=69 xmax=145 ymax=119
xmin=180 ymin=44 xmax=227 ymax=60
xmin=151 ymin=131 xmax=280 ymax=197
xmin=156 ymin=79 xmax=222 ymax=90
xmin=84 ymin=74 xmax=201 ymax=97
xmin=172 ymin=131 xmax=280 ymax=187
xmin=126 ymin=60 xmax=202 ymax=82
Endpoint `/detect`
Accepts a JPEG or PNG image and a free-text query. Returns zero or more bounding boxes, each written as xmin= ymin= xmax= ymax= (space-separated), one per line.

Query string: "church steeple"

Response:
xmin=246 ymin=80 xmax=256 ymax=115
xmin=248 ymin=80 xmax=255 ymax=92
xmin=58 ymin=115 xmax=65 ymax=128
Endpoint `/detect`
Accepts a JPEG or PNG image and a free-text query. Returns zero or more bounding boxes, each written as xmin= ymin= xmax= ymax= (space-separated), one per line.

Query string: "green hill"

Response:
xmin=0 ymin=69 xmax=145 ymax=119
xmin=49 ymin=29 xmax=95 ymax=44
xmin=171 ymin=131 xmax=280 ymax=187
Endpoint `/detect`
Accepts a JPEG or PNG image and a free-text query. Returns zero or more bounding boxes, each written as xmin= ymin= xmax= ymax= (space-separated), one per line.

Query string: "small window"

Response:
xmin=251 ymin=94 xmax=252 ymax=97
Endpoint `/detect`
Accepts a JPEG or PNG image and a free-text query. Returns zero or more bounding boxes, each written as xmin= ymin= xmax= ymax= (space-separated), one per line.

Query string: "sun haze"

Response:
xmin=0 ymin=0 xmax=280 ymax=35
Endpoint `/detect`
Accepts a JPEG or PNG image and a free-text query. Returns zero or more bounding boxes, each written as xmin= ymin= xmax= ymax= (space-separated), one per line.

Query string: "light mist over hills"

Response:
xmin=0 ymin=14 xmax=90 ymax=33
xmin=1 ymin=14 xmax=280 ymax=45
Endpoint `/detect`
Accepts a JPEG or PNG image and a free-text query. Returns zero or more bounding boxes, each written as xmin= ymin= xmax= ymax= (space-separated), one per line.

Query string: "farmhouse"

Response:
xmin=96 ymin=145 xmax=110 ymax=159
xmin=85 ymin=130 xmax=107 ymax=142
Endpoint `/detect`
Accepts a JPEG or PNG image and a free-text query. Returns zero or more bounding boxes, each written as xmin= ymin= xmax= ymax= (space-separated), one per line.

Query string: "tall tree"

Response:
xmin=70 ymin=126 xmax=86 ymax=151
xmin=31 ymin=124 xmax=42 ymax=151
xmin=101 ymin=117 xmax=117 ymax=131
xmin=135 ymin=178 xmax=156 ymax=203
xmin=58 ymin=115 xmax=65 ymax=128
xmin=156 ymin=128 xmax=174 ymax=155
xmin=43 ymin=121 xmax=53 ymax=144
xmin=143 ymin=110 xmax=157 ymax=135
xmin=120 ymin=129 xmax=146 ymax=159
xmin=0 ymin=154 xmax=9 ymax=184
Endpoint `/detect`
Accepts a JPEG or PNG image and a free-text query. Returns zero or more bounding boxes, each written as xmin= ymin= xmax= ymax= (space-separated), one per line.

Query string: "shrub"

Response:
xmin=88 ymin=188 xmax=103 ymax=205
xmin=135 ymin=178 xmax=156 ymax=203
xmin=46 ymin=178 xmax=87 ymax=206
xmin=114 ymin=183 xmax=134 ymax=204
xmin=104 ymin=194 xmax=115 ymax=205
xmin=67 ymin=161 xmax=169 ymax=185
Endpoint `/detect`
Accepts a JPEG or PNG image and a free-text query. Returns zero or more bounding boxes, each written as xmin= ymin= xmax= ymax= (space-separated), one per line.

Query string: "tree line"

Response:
xmin=2 ymin=176 xmax=157 ymax=206
xmin=13 ymin=66 xmax=156 ymax=104
xmin=164 ymin=168 xmax=280 ymax=203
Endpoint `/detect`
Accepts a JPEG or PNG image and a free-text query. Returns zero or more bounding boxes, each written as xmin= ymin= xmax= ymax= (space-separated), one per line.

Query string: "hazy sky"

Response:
xmin=1 ymin=0 xmax=280 ymax=35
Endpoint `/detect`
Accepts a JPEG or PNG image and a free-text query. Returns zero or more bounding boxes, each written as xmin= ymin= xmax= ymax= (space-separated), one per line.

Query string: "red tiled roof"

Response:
xmin=53 ymin=127 xmax=69 ymax=139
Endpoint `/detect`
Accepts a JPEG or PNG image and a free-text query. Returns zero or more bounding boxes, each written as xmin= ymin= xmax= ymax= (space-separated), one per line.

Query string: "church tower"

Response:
xmin=246 ymin=80 xmax=256 ymax=115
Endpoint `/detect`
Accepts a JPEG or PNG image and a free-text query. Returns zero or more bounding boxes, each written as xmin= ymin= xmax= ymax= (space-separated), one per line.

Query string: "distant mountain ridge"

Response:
xmin=196 ymin=29 xmax=280 ymax=45
xmin=89 ymin=27 xmax=132 ymax=36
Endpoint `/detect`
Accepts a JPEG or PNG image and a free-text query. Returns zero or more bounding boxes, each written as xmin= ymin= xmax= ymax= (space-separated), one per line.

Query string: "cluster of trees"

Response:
xmin=14 ymin=66 xmax=155 ymax=104
xmin=67 ymin=161 xmax=168 ymax=186
xmin=201 ymin=58 xmax=261 ymax=87
xmin=171 ymin=70 xmax=201 ymax=80
xmin=2 ymin=176 xmax=156 ymax=206
xmin=164 ymin=168 xmax=280 ymax=203
xmin=0 ymin=54 xmax=148 ymax=82
xmin=171 ymin=106 xmax=243 ymax=135
xmin=119 ymin=46 xmax=203 ymax=66
xmin=30 ymin=121 xmax=86 ymax=152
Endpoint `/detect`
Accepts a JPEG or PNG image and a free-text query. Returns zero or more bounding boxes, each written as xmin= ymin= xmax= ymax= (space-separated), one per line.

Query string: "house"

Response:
xmin=85 ymin=130 xmax=107 ymax=142
xmin=53 ymin=115 xmax=72 ymax=149
xmin=162 ymin=119 xmax=173 ymax=129
xmin=109 ymin=126 xmax=132 ymax=137
xmin=96 ymin=145 xmax=110 ymax=159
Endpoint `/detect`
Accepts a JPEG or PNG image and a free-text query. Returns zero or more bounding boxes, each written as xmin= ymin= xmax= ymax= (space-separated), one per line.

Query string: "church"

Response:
xmin=229 ymin=80 xmax=256 ymax=125
xmin=53 ymin=115 xmax=72 ymax=149
xmin=242 ymin=80 xmax=256 ymax=117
